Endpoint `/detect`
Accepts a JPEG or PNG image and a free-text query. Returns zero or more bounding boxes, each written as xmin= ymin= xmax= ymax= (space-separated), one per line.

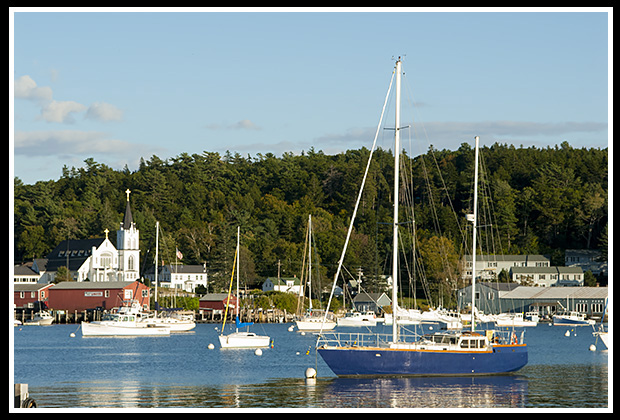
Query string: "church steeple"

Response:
xmin=122 ymin=189 xmax=134 ymax=228
xmin=117 ymin=188 xmax=140 ymax=281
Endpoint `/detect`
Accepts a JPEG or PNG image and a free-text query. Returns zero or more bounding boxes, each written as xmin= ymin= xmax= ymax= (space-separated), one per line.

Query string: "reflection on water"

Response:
xmin=32 ymin=375 xmax=530 ymax=408
xmin=30 ymin=365 xmax=608 ymax=409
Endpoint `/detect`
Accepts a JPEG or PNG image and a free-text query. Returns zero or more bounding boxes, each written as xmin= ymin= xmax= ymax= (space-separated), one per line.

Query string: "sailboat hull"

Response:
xmin=318 ymin=345 xmax=527 ymax=377
xmin=218 ymin=332 xmax=271 ymax=349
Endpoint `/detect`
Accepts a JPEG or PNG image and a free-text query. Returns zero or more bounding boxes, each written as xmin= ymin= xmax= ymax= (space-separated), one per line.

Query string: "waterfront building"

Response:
xmin=457 ymin=283 xmax=608 ymax=318
xmin=13 ymin=283 xmax=55 ymax=309
xmin=47 ymin=280 xmax=150 ymax=312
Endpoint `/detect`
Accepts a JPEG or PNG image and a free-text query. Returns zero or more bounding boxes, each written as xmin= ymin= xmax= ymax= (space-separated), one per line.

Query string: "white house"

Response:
xmin=147 ymin=264 xmax=208 ymax=293
xmin=511 ymin=266 xmax=584 ymax=287
xmin=262 ymin=277 xmax=302 ymax=295
xmin=461 ymin=254 xmax=550 ymax=281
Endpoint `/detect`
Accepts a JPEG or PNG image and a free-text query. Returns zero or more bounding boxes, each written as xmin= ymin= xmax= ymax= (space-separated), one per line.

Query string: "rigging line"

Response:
xmin=316 ymin=67 xmax=396 ymax=347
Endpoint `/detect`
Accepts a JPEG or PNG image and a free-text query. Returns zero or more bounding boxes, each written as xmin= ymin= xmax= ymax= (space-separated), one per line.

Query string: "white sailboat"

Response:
xmin=592 ymin=298 xmax=609 ymax=349
xmin=144 ymin=221 xmax=196 ymax=332
xmin=295 ymin=215 xmax=337 ymax=332
xmin=219 ymin=227 xmax=271 ymax=349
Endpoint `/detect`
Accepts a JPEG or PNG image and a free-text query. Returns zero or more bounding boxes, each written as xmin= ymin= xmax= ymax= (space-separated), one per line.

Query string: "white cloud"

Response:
xmin=205 ymin=119 xmax=261 ymax=130
xmin=15 ymin=130 xmax=142 ymax=157
xmin=14 ymin=75 xmax=53 ymax=103
xmin=312 ymin=120 xmax=608 ymax=153
xmin=39 ymin=100 xmax=87 ymax=124
xmin=86 ymin=102 xmax=123 ymax=122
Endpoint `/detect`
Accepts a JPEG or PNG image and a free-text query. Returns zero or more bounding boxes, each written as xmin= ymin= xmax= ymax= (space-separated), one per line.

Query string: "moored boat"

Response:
xmin=553 ymin=311 xmax=595 ymax=326
xmin=23 ymin=310 xmax=54 ymax=326
xmin=316 ymin=58 xmax=527 ymax=376
xmin=81 ymin=312 xmax=170 ymax=336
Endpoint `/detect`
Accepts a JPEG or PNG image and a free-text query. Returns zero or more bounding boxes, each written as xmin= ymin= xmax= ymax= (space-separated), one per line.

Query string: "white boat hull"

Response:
xmin=295 ymin=319 xmax=337 ymax=331
xmin=24 ymin=317 xmax=54 ymax=326
xmin=143 ymin=319 xmax=196 ymax=332
xmin=337 ymin=318 xmax=377 ymax=327
xmin=218 ymin=332 xmax=271 ymax=348
xmin=81 ymin=321 xmax=170 ymax=337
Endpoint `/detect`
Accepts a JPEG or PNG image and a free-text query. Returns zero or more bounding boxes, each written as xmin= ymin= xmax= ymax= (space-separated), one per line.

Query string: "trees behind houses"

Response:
xmin=14 ymin=142 xmax=608 ymax=300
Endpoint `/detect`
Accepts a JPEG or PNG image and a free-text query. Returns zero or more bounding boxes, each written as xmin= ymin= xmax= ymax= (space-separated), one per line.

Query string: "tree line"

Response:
xmin=14 ymin=141 xmax=608 ymax=303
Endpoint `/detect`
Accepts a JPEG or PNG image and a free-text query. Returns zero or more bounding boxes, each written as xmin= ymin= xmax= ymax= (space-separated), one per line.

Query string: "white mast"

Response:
xmin=154 ymin=221 xmax=159 ymax=313
xmin=470 ymin=136 xmax=480 ymax=332
xmin=392 ymin=57 xmax=402 ymax=342
xmin=308 ymin=215 xmax=312 ymax=312
xmin=236 ymin=226 xmax=240 ymax=333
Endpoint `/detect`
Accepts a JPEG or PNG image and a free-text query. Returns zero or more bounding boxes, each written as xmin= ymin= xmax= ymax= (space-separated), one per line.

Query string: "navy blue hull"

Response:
xmin=318 ymin=345 xmax=528 ymax=377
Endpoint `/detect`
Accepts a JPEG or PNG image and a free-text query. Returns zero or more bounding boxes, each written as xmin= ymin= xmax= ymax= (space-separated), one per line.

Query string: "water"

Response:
xmin=12 ymin=322 xmax=609 ymax=409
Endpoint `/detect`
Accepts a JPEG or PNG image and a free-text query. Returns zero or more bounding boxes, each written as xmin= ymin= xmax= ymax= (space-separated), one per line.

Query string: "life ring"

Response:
xmin=511 ymin=332 xmax=518 ymax=345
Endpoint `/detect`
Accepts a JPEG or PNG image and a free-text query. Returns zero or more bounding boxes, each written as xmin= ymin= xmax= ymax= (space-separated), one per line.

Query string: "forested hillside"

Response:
xmin=14 ymin=142 xmax=608 ymax=298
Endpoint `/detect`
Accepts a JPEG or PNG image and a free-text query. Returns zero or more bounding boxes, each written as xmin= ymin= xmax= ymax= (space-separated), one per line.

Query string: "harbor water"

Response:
xmin=12 ymin=322 xmax=609 ymax=409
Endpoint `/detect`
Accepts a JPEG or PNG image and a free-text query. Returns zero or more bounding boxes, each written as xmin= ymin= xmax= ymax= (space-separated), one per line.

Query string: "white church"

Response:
xmin=41 ymin=190 xmax=140 ymax=283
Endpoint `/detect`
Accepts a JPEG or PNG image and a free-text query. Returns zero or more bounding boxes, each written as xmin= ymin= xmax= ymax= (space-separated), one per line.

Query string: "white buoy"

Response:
xmin=565 ymin=330 xmax=570 ymax=337
xmin=300 ymin=331 xmax=306 ymax=336
xmin=305 ymin=367 xmax=317 ymax=378
xmin=255 ymin=348 xmax=263 ymax=356
xmin=589 ymin=344 xmax=597 ymax=352
xmin=288 ymin=325 xmax=294 ymax=332
xmin=70 ymin=332 xmax=76 ymax=338
xmin=207 ymin=343 xmax=215 ymax=350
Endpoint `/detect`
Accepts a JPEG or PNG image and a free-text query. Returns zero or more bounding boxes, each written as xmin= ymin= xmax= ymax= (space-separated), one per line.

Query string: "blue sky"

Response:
xmin=11 ymin=8 xmax=610 ymax=185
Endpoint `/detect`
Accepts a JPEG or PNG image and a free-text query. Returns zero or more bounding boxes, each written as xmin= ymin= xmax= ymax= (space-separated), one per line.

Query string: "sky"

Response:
xmin=11 ymin=8 xmax=611 ymax=185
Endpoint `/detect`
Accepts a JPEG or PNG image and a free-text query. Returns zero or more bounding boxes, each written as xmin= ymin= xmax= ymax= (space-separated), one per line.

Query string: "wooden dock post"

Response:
xmin=14 ymin=383 xmax=37 ymax=408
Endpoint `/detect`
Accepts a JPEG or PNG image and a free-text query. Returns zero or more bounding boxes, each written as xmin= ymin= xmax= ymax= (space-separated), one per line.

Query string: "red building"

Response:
xmin=13 ymin=283 xmax=55 ymax=309
xmin=199 ymin=293 xmax=237 ymax=313
xmin=47 ymin=280 xmax=150 ymax=312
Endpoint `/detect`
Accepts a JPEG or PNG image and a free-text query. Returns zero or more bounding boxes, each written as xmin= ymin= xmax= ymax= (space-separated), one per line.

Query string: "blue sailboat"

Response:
xmin=316 ymin=58 xmax=527 ymax=376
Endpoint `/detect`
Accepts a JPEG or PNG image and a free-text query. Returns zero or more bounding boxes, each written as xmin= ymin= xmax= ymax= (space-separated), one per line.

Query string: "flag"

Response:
xmin=176 ymin=248 xmax=183 ymax=260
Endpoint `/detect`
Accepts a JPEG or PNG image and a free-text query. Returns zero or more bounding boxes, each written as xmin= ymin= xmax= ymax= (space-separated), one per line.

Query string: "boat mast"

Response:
xmin=155 ymin=220 xmax=159 ymax=314
xmin=308 ymin=215 xmax=312 ymax=313
xmin=236 ymin=226 xmax=240 ymax=333
xmin=392 ymin=57 xmax=402 ymax=342
xmin=470 ymin=136 xmax=480 ymax=332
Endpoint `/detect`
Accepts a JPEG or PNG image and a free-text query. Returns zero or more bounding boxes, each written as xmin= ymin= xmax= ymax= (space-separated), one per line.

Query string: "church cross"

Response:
xmin=104 ymin=228 xmax=109 ymax=239
xmin=125 ymin=189 xmax=131 ymax=202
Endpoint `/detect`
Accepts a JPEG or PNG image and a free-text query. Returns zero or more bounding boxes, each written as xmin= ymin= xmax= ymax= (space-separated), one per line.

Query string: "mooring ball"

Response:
xmin=305 ymin=367 xmax=317 ymax=378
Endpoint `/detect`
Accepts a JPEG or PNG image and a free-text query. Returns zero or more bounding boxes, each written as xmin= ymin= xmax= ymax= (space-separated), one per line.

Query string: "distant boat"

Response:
xmin=317 ymin=58 xmax=527 ymax=376
xmin=219 ymin=227 xmax=270 ymax=349
xmin=337 ymin=311 xmax=378 ymax=327
xmin=81 ymin=310 xmax=170 ymax=337
xmin=147 ymin=221 xmax=196 ymax=333
xmin=553 ymin=311 xmax=595 ymax=326
xmin=23 ymin=310 xmax=54 ymax=326
xmin=295 ymin=215 xmax=336 ymax=332
xmin=495 ymin=312 xmax=538 ymax=328
xmin=592 ymin=298 xmax=608 ymax=349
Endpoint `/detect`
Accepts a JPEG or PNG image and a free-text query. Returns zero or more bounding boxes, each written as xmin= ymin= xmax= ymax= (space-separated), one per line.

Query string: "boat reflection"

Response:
xmin=323 ymin=375 xmax=529 ymax=408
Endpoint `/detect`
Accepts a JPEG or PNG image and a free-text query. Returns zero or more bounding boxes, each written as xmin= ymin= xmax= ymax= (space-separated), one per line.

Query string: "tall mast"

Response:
xmin=470 ymin=136 xmax=480 ymax=332
xmin=308 ymin=215 xmax=313 ymax=312
xmin=236 ymin=226 xmax=240 ymax=332
xmin=154 ymin=221 xmax=159 ymax=313
xmin=392 ymin=57 xmax=402 ymax=342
